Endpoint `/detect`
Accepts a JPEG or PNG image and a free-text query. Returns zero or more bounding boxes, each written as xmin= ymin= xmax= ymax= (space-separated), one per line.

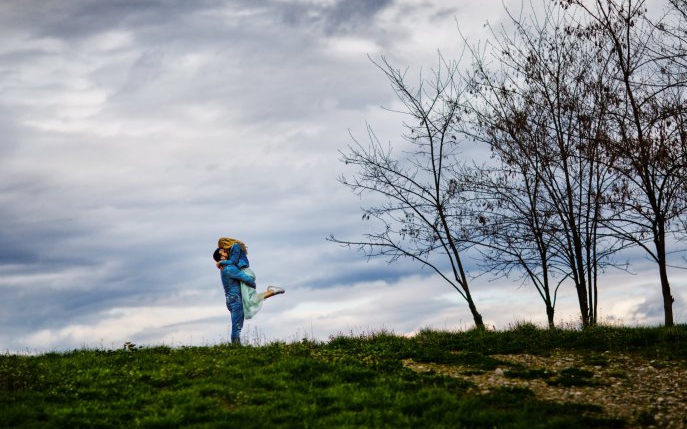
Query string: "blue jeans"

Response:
xmin=225 ymin=289 xmax=244 ymax=344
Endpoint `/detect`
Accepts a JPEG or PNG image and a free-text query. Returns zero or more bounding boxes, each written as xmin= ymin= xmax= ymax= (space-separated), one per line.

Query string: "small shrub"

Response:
xmin=582 ymin=353 xmax=610 ymax=367
xmin=548 ymin=366 xmax=598 ymax=387
xmin=636 ymin=409 xmax=657 ymax=426
xmin=505 ymin=367 xmax=555 ymax=380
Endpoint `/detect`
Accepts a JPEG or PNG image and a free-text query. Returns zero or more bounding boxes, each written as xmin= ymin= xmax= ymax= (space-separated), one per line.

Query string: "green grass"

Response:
xmin=1 ymin=324 xmax=685 ymax=428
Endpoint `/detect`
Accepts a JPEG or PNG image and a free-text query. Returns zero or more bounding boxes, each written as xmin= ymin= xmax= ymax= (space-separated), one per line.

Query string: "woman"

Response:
xmin=214 ymin=238 xmax=284 ymax=320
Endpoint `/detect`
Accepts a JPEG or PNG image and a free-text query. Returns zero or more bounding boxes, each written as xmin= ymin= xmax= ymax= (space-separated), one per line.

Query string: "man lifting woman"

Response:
xmin=212 ymin=237 xmax=285 ymax=344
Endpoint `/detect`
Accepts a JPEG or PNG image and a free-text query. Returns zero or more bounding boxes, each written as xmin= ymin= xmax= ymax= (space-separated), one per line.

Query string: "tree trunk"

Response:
xmin=655 ymin=224 xmax=675 ymax=327
xmin=575 ymin=283 xmax=590 ymax=327
xmin=467 ymin=298 xmax=485 ymax=330
xmin=546 ymin=303 xmax=555 ymax=329
xmin=573 ymin=230 xmax=591 ymax=327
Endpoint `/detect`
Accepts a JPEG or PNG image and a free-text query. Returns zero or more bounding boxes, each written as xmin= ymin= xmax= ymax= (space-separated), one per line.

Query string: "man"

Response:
xmin=213 ymin=241 xmax=286 ymax=344
xmin=213 ymin=246 xmax=256 ymax=344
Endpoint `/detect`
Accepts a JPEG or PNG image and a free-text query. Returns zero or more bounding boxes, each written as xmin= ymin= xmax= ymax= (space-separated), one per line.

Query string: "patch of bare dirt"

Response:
xmin=403 ymin=350 xmax=687 ymax=428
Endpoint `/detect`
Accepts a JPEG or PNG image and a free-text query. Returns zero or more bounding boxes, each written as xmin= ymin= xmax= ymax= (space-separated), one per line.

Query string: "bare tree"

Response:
xmin=564 ymin=0 xmax=687 ymax=326
xmin=466 ymin=0 xmax=624 ymax=326
xmin=329 ymin=56 xmax=486 ymax=330
xmin=469 ymin=161 xmax=564 ymax=328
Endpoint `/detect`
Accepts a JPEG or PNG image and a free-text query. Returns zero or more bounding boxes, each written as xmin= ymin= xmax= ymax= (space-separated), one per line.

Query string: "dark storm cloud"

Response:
xmin=0 ymin=220 xmax=80 ymax=267
xmin=1 ymin=0 xmax=392 ymax=126
xmin=13 ymin=0 xmax=214 ymax=40
xmin=278 ymin=0 xmax=394 ymax=35
xmin=11 ymin=0 xmax=395 ymax=48
xmin=632 ymin=287 xmax=683 ymax=321
xmin=0 ymin=103 xmax=27 ymax=158
xmin=299 ymin=255 xmax=421 ymax=289
xmin=322 ymin=0 xmax=395 ymax=34
xmin=0 ymin=179 xmax=94 ymax=267
xmin=0 ymin=287 xmax=112 ymax=330
xmin=0 ymin=239 xmax=214 ymax=335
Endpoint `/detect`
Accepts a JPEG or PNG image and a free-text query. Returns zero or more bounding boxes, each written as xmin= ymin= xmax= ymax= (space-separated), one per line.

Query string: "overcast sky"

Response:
xmin=1 ymin=0 xmax=685 ymax=354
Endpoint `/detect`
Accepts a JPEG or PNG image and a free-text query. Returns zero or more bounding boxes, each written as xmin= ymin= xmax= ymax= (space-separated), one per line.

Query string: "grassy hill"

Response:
xmin=2 ymin=324 xmax=686 ymax=428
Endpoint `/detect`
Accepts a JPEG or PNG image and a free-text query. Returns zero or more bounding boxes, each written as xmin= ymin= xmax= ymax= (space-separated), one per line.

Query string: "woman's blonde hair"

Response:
xmin=217 ymin=237 xmax=248 ymax=254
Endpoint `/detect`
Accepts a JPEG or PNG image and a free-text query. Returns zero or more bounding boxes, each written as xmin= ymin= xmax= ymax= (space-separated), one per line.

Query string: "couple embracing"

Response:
xmin=212 ymin=237 xmax=285 ymax=344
